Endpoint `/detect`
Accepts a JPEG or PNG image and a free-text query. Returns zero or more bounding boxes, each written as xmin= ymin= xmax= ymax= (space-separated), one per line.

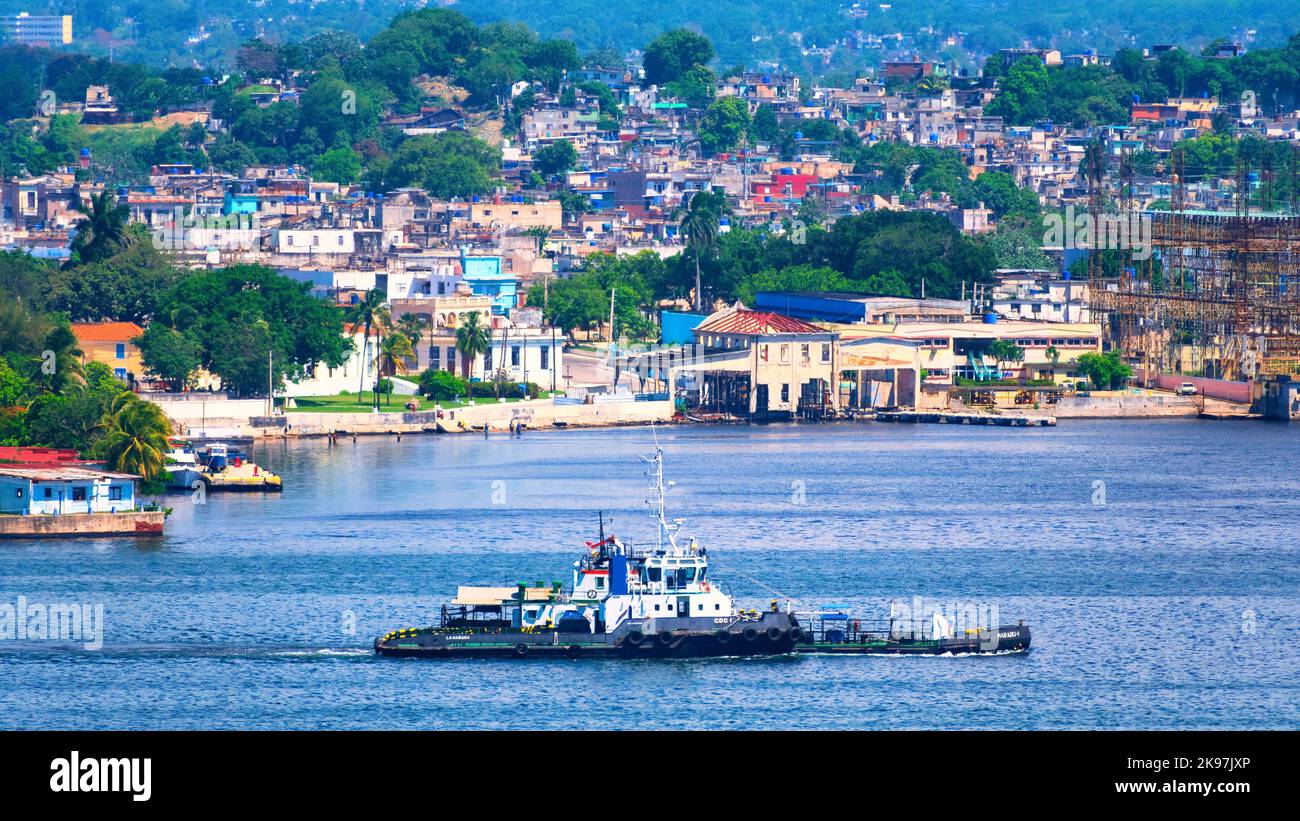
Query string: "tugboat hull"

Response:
xmin=375 ymin=613 xmax=803 ymax=659
xmin=374 ymin=617 xmax=1030 ymax=659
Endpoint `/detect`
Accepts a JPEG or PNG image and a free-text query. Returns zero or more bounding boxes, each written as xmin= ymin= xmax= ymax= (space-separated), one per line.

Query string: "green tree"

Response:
xmin=155 ymin=265 xmax=351 ymax=397
xmin=346 ymin=289 xmax=389 ymax=400
xmin=69 ymin=190 xmax=131 ymax=266
xmin=313 ymin=146 xmax=363 ymax=184
xmin=377 ymin=332 xmax=415 ymax=376
xmin=136 ymin=323 xmax=203 ymax=391
xmin=643 ymin=29 xmax=715 ymax=86
xmin=680 ymin=191 xmax=724 ymax=312
xmin=698 ymin=96 xmax=750 ymax=154
xmin=985 ymin=339 xmax=1025 ymax=379
xmin=1075 ymin=350 xmax=1133 ymax=390
xmin=533 ymin=139 xmax=578 ymax=177
xmin=454 ymin=311 xmax=492 ymax=380
xmin=99 ymin=395 xmax=172 ymax=481
xmin=419 ymin=368 xmax=467 ymax=401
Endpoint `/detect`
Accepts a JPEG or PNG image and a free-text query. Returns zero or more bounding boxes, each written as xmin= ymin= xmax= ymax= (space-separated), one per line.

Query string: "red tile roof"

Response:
xmin=695 ymin=309 xmax=823 ymax=336
xmin=70 ymin=322 xmax=144 ymax=342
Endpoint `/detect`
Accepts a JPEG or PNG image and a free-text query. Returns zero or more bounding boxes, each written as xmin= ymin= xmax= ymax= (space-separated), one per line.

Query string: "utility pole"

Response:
xmin=550 ymin=325 xmax=557 ymax=393
xmin=608 ymin=287 xmax=616 ymax=343
xmin=266 ymin=350 xmax=273 ymax=417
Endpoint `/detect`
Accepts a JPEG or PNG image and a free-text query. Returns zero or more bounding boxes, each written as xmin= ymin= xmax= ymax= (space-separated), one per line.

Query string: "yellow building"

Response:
xmin=832 ymin=319 xmax=1103 ymax=386
xmin=468 ymin=200 xmax=562 ymax=231
xmin=71 ymin=322 xmax=145 ymax=384
xmin=684 ymin=304 xmax=840 ymax=419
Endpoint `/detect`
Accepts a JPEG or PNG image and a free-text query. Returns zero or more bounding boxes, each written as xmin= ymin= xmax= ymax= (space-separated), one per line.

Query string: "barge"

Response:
xmin=377 ymin=441 xmax=1029 ymax=660
xmin=165 ymin=443 xmax=282 ymax=492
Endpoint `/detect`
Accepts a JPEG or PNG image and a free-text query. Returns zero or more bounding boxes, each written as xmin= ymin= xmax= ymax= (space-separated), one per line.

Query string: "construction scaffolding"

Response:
xmin=1088 ymin=144 xmax=1300 ymax=382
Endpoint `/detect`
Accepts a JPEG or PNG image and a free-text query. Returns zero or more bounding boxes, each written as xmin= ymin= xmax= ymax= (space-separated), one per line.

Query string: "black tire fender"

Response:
xmin=656 ymin=631 xmax=675 ymax=646
xmin=742 ymin=627 xmax=759 ymax=642
xmin=626 ymin=630 xmax=644 ymax=646
xmin=788 ymin=626 xmax=804 ymax=642
xmin=766 ymin=626 xmax=784 ymax=642
xmin=714 ymin=629 xmax=731 ymax=644
xmin=513 ymin=643 xmax=529 ymax=657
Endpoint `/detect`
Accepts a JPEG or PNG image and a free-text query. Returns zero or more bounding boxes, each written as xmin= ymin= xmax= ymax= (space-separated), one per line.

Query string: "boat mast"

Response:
xmin=644 ymin=440 xmax=678 ymax=554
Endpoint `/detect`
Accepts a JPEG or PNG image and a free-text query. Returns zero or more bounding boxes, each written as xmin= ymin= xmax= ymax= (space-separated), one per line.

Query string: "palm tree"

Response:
xmin=377 ymin=333 xmax=415 ymax=377
xmin=915 ymin=75 xmax=950 ymax=95
xmin=454 ymin=311 xmax=492 ymax=381
xmin=394 ymin=313 xmax=426 ymax=348
xmin=679 ymin=191 xmax=723 ymax=313
xmin=101 ymin=397 xmax=173 ymax=483
xmin=1045 ymin=344 xmax=1061 ymax=379
xmin=345 ymin=289 xmax=389 ymax=402
xmin=29 ymin=323 xmax=84 ymax=394
xmin=70 ymin=190 xmax=131 ymax=266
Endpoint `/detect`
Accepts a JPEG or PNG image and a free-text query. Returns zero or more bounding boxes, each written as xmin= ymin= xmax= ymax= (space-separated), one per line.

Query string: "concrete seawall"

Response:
xmin=260 ymin=399 xmax=675 ymax=437
xmin=0 ymin=511 xmax=166 ymax=538
xmin=1052 ymin=395 xmax=1201 ymax=418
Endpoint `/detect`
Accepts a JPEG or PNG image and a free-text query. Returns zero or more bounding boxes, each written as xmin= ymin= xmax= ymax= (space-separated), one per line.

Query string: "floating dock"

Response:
xmin=874 ymin=411 xmax=1056 ymax=427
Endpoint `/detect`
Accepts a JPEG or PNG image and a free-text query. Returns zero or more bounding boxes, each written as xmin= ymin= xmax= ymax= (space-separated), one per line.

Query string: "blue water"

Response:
xmin=1 ymin=420 xmax=1298 ymax=729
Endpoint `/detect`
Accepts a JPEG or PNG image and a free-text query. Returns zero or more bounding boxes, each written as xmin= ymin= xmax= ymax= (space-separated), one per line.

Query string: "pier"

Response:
xmin=874 ymin=411 xmax=1056 ymax=427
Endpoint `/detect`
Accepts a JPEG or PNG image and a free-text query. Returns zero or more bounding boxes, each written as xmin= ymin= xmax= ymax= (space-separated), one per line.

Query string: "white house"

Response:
xmin=0 ymin=467 xmax=139 ymax=516
xmin=282 ymin=324 xmax=381 ymax=398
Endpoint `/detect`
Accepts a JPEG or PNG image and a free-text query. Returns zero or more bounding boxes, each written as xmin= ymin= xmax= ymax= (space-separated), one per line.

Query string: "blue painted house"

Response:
xmin=460 ymin=253 xmax=517 ymax=316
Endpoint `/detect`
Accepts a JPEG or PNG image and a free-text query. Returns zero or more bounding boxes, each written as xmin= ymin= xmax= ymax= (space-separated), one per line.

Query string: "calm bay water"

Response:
xmin=1 ymin=419 xmax=1298 ymax=730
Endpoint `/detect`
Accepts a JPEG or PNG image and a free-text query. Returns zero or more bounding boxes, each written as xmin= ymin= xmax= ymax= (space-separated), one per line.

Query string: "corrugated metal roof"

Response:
xmin=0 ymin=467 xmax=138 ymax=481
xmin=695 ymin=309 xmax=824 ymax=336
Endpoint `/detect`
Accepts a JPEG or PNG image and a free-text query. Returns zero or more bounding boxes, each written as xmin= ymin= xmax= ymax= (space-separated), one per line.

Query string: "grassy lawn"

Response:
xmin=285 ymin=392 xmax=561 ymax=413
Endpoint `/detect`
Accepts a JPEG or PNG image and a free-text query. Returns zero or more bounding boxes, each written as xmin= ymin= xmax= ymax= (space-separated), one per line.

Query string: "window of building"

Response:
xmin=781 ymin=384 xmax=790 ymax=403
xmin=115 ymin=343 xmax=125 ymax=359
xmin=43 ymin=488 xmax=52 ymax=499
xmin=71 ymin=487 xmax=87 ymax=502
xmin=511 ymin=345 xmax=520 ymax=367
xmin=445 ymin=347 xmax=457 ymax=373
xmin=430 ymin=347 xmax=440 ymax=367
xmin=821 ymin=343 xmax=830 ymax=363
xmin=540 ymin=346 xmax=549 ymax=370
xmin=109 ymin=486 xmax=123 ymax=501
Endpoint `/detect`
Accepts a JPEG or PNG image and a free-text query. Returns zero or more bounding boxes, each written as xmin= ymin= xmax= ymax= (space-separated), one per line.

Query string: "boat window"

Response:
xmin=678 ymin=567 xmax=697 ymax=584
xmin=596 ymin=576 xmax=605 ymax=589
xmin=647 ymin=567 xmax=661 ymax=583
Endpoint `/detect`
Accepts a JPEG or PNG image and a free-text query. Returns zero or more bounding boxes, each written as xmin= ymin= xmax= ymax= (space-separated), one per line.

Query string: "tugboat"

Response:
xmin=375 ymin=443 xmax=1030 ymax=660
xmin=376 ymin=444 xmax=801 ymax=659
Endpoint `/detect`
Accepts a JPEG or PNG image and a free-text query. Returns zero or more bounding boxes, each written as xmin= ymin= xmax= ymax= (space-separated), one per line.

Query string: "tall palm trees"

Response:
xmin=679 ymin=191 xmax=724 ymax=313
xmin=70 ymin=190 xmax=131 ymax=266
xmin=454 ymin=311 xmax=492 ymax=381
xmin=346 ymin=289 xmax=389 ymax=402
xmin=377 ymin=333 xmax=415 ymax=377
xmin=101 ymin=394 xmax=172 ymax=483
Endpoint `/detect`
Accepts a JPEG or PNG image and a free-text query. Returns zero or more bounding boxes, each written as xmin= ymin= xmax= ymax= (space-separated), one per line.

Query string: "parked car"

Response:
xmin=1175 ymin=382 xmax=1198 ymax=396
